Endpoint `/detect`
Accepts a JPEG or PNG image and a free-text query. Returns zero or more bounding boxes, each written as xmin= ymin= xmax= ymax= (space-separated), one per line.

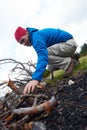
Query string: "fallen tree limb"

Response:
xmin=8 ymin=121 xmax=46 ymax=130
xmin=24 ymin=121 xmax=46 ymax=130
xmin=7 ymin=79 xmax=18 ymax=92
xmin=8 ymin=115 xmax=30 ymax=130
xmin=13 ymin=96 xmax=57 ymax=115
xmin=32 ymin=94 xmax=48 ymax=106
xmin=7 ymin=79 xmax=22 ymax=95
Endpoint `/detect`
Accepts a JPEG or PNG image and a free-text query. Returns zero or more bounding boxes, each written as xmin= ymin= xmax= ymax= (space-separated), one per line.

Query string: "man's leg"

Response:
xmin=47 ymin=39 xmax=79 ymax=78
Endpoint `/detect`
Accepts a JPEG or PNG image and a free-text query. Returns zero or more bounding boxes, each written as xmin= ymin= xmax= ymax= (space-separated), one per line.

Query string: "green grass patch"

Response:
xmin=45 ymin=55 xmax=87 ymax=84
xmin=74 ymin=55 xmax=87 ymax=73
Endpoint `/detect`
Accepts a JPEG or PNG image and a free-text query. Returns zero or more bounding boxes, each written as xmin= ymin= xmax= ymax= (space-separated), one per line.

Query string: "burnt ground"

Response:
xmin=0 ymin=71 xmax=87 ymax=130
xmin=33 ymin=71 xmax=87 ymax=130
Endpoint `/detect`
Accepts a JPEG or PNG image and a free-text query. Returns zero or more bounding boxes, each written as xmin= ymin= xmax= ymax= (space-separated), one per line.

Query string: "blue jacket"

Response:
xmin=26 ymin=28 xmax=73 ymax=81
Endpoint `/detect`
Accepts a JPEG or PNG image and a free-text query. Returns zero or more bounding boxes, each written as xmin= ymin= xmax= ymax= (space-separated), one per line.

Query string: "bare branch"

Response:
xmin=13 ymin=96 xmax=57 ymax=115
xmin=0 ymin=58 xmax=36 ymax=87
xmin=7 ymin=79 xmax=18 ymax=92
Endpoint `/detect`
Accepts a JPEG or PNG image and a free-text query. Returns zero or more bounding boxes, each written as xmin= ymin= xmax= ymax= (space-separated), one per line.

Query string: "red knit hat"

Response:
xmin=14 ymin=26 xmax=27 ymax=42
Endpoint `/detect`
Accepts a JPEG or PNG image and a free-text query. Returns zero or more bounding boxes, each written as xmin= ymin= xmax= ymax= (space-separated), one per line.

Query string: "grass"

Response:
xmin=46 ymin=55 xmax=87 ymax=84
xmin=74 ymin=55 xmax=87 ymax=72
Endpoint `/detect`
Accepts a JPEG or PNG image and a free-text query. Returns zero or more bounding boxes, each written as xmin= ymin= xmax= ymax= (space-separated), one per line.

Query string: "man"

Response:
xmin=14 ymin=26 xmax=79 ymax=94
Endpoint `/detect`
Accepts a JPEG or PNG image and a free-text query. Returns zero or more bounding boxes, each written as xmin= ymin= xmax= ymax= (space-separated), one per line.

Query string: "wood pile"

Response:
xmin=0 ymin=71 xmax=87 ymax=130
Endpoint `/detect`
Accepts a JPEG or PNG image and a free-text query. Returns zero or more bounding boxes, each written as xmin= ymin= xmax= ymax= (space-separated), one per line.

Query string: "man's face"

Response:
xmin=19 ymin=32 xmax=31 ymax=46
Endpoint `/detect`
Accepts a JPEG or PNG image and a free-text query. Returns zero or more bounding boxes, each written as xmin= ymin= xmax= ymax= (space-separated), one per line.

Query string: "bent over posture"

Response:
xmin=14 ymin=27 xmax=79 ymax=94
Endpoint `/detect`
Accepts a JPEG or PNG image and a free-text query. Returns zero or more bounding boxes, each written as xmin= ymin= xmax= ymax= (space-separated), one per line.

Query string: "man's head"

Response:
xmin=14 ymin=26 xmax=31 ymax=46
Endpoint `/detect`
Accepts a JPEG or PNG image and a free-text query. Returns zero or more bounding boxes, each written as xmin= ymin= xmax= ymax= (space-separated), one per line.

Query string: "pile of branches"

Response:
xmin=0 ymin=58 xmax=36 ymax=86
xmin=0 ymin=80 xmax=57 ymax=130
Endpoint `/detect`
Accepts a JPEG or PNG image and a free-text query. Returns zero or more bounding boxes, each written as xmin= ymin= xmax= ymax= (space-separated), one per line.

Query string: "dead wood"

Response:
xmin=8 ymin=121 xmax=46 ymax=130
xmin=7 ymin=79 xmax=18 ymax=92
xmin=7 ymin=115 xmax=34 ymax=129
xmin=24 ymin=121 xmax=46 ymax=130
xmin=0 ymin=120 xmax=8 ymax=130
xmin=13 ymin=96 xmax=57 ymax=115
xmin=1 ymin=71 xmax=87 ymax=130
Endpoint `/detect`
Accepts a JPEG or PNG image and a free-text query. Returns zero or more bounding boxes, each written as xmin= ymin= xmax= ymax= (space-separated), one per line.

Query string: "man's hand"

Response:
xmin=23 ymin=80 xmax=39 ymax=94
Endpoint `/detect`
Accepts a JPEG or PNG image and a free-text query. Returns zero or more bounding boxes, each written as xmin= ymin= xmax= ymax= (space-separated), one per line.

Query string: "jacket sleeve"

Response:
xmin=32 ymin=36 xmax=48 ymax=81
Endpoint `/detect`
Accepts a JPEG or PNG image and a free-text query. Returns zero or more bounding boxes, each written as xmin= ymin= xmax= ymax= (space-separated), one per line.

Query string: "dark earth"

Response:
xmin=0 ymin=71 xmax=87 ymax=130
xmin=39 ymin=71 xmax=87 ymax=130
xmin=42 ymin=72 xmax=87 ymax=130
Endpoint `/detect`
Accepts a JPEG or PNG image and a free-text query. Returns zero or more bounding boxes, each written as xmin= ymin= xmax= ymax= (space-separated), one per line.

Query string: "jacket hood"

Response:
xmin=26 ymin=27 xmax=38 ymax=34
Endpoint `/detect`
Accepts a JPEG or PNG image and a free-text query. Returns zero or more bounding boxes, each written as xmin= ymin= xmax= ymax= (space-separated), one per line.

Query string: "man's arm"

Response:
xmin=23 ymin=36 xmax=48 ymax=94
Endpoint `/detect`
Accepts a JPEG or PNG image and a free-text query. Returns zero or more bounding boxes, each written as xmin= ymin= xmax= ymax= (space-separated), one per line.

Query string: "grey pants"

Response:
xmin=47 ymin=39 xmax=78 ymax=72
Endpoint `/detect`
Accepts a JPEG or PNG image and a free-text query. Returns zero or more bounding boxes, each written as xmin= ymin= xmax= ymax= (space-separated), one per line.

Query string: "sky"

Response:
xmin=0 ymin=0 xmax=87 ymax=81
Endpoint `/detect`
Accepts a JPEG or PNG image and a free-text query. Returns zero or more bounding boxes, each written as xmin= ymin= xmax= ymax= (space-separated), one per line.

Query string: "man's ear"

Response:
xmin=26 ymin=31 xmax=28 ymax=34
